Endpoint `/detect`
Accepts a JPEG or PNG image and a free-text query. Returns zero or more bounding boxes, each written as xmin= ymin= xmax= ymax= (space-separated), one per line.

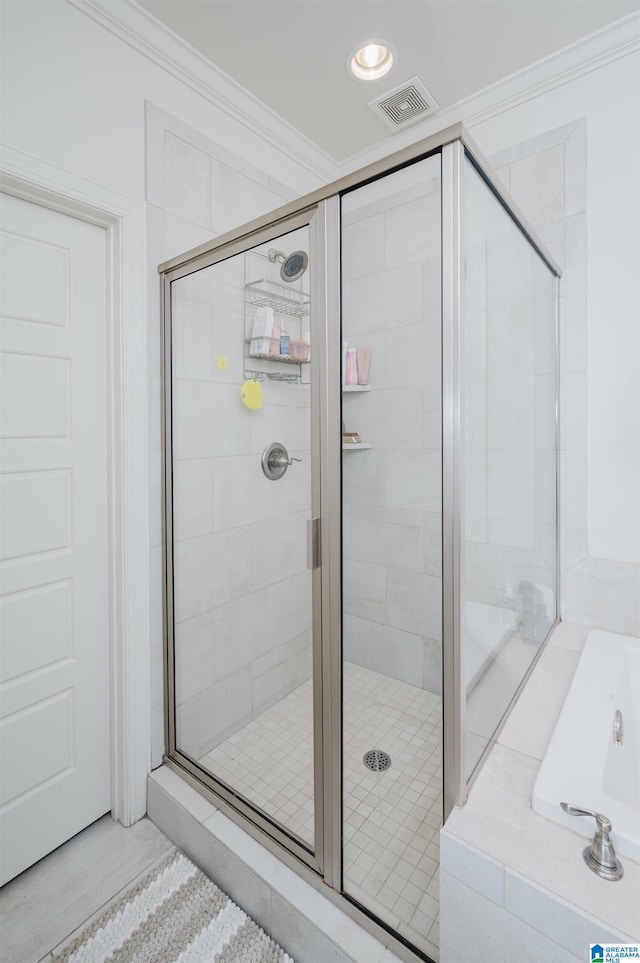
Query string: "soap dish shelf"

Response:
xmin=245 ymin=369 xmax=301 ymax=383
xmin=245 ymin=338 xmax=310 ymax=364
xmin=243 ymin=338 xmax=310 ymax=385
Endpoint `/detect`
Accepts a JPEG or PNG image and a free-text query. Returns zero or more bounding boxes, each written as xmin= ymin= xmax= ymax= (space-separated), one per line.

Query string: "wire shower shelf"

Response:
xmin=244 ymin=279 xmax=310 ymax=318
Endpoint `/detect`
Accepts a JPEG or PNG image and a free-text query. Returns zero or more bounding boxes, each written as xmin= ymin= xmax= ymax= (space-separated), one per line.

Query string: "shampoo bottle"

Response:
xmin=346 ymin=348 xmax=358 ymax=386
xmin=279 ymin=330 xmax=291 ymax=357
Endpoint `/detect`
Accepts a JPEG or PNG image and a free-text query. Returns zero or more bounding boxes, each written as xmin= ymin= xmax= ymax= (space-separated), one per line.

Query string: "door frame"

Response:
xmin=0 ymin=146 xmax=150 ymax=827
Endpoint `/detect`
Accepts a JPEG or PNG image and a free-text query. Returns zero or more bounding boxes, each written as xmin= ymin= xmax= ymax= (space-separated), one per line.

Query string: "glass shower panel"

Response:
xmin=461 ymin=157 xmax=557 ymax=781
xmin=170 ymin=225 xmax=316 ymax=848
xmin=341 ymin=155 xmax=443 ymax=960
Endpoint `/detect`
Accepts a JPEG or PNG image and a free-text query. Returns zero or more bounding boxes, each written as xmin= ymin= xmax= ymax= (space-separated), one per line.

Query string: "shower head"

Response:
xmin=267 ymin=248 xmax=308 ymax=283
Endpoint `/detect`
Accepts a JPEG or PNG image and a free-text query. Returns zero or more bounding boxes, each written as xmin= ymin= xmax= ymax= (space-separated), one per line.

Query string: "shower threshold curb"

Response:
xmin=147 ymin=766 xmax=407 ymax=963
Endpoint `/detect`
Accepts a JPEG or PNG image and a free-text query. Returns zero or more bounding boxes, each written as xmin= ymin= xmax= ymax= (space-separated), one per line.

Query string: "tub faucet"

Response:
xmin=560 ymin=803 xmax=624 ymax=880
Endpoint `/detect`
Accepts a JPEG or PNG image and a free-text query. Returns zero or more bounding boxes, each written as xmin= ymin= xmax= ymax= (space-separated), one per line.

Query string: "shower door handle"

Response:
xmin=307 ymin=517 xmax=321 ymax=570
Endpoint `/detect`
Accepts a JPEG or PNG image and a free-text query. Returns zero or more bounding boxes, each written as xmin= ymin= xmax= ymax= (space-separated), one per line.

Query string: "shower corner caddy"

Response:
xmin=244 ymin=277 xmax=311 ymax=385
xmin=342 ymin=382 xmax=372 ymax=450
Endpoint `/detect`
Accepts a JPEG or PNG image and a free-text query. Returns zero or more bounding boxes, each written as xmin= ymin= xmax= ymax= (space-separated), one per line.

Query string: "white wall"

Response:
xmin=470 ymin=51 xmax=640 ymax=574
xmin=0 ymin=0 xmax=327 ymax=774
xmin=0 ymin=1 xmax=324 ymax=203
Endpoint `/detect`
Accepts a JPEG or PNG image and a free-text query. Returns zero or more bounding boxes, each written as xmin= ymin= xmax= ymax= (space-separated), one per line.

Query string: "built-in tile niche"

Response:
xmin=341 ymin=157 xmax=443 ymax=696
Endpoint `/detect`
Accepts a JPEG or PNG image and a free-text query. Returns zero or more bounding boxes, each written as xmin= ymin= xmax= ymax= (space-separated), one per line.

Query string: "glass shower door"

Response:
xmin=340 ymin=154 xmax=444 ymax=961
xmin=460 ymin=156 xmax=558 ymax=782
xmin=166 ymin=217 xmax=320 ymax=857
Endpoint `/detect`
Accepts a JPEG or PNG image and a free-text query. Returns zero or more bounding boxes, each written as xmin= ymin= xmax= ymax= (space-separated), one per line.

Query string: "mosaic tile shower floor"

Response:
xmin=201 ymin=662 xmax=442 ymax=961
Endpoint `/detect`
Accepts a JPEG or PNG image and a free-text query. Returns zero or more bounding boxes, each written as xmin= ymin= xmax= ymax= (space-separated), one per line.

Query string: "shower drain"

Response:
xmin=363 ymin=749 xmax=391 ymax=772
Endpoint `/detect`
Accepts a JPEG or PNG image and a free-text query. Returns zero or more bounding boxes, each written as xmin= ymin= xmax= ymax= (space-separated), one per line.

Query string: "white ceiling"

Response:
xmin=137 ymin=0 xmax=639 ymax=161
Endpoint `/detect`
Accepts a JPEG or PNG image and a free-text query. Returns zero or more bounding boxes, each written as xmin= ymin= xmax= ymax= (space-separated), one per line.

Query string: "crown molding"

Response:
xmin=63 ymin=1 xmax=639 ymax=184
xmin=338 ymin=12 xmax=640 ymax=175
xmin=65 ymin=0 xmax=339 ymax=186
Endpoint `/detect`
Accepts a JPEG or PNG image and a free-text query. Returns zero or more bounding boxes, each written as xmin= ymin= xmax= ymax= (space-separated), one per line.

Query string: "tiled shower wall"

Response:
xmin=145 ymin=103 xmax=311 ymax=761
xmin=341 ymin=166 xmax=443 ymax=695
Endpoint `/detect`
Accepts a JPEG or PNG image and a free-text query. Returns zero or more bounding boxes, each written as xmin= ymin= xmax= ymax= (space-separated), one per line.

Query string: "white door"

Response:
xmin=0 ymin=192 xmax=111 ymax=885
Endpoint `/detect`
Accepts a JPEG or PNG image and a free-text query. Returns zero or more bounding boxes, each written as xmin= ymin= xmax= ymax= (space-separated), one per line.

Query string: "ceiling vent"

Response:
xmin=369 ymin=76 xmax=439 ymax=131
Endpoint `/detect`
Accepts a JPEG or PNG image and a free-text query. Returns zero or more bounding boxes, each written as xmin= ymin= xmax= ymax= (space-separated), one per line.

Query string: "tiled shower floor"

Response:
xmin=201 ymin=662 xmax=442 ymax=961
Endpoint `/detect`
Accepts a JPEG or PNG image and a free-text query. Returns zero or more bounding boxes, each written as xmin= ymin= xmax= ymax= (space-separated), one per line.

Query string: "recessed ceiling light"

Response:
xmin=347 ymin=40 xmax=396 ymax=82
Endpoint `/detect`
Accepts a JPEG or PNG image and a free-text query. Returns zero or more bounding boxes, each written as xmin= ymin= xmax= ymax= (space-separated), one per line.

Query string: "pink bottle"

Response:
xmin=345 ymin=348 xmax=358 ymax=386
xmin=356 ymin=347 xmax=370 ymax=385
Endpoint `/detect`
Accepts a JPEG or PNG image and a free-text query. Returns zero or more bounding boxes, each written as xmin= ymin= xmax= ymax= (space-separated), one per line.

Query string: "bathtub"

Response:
xmin=532 ymin=629 xmax=640 ymax=862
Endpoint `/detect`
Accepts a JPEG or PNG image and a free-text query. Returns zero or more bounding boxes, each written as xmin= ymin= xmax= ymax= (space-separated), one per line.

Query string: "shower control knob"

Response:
xmin=261 ymin=442 xmax=301 ymax=481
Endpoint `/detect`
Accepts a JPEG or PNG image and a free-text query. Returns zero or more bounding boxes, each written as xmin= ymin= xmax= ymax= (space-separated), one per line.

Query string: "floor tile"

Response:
xmin=199 ymin=661 xmax=443 ymax=960
xmin=0 ymin=816 xmax=172 ymax=963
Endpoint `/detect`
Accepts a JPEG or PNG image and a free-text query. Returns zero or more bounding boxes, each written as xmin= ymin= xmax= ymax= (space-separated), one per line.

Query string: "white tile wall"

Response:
xmin=172 ymin=527 xmax=252 ymax=623
xmin=342 ymin=262 xmax=424 ymax=335
xmin=343 ymin=614 xmax=424 ymax=685
xmin=250 ymin=629 xmax=312 ymax=717
xmin=174 ymin=608 xmax=215 ymax=705
xmin=439 ymin=834 xmax=503 ymax=906
xmin=341 ymin=213 xmax=385 ymax=281
xmin=509 ymin=144 xmax=566 ymax=228
xmin=210 ymin=160 xmax=285 ymax=235
xmin=169 ymin=297 xmax=213 ymax=380
xmin=440 ymin=872 xmax=583 ymax=963
xmin=249 ymin=511 xmax=308 ymax=592
xmin=343 ymin=504 xmax=424 ymax=571
xmin=172 ymin=379 xmax=252 ymax=460
xmin=172 ymin=458 xmax=215 ymax=542
xmin=164 ymin=132 xmax=212 ymax=229
xmin=384 ymin=192 xmax=441 ymax=266
xmin=211 ymin=571 xmax=312 ymax=683
xmin=343 ymin=558 xmax=387 ymax=624
xmin=384 ymin=449 xmax=442 ymax=513
xmin=212 ymin=452 xmax=311 ymax=529
xmin=347 ymin=386 xmax=425 ymax=449
xmin=146 ymin=105 xmax=314 ymax=764
xmin=504 ymin=871 xmax=625 ymax=955
xmin=387 ymin=568 xmax=442 ymax=641
xmin=342 ymin=157 xmax=443 ymax=706
xmin=176 ymin=665 xmax=253 ymax=758
xmin=386 ymin=323 xmax=441 ymax=389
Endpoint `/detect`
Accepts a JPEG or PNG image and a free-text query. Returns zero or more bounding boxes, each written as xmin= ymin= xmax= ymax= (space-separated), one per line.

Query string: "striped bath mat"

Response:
xmin=53 ymin=849 xmax=296 ymax=962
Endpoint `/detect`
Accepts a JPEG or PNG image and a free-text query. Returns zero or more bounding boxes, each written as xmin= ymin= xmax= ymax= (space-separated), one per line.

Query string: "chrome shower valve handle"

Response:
xmin=261 ymin=442 xmax=302 ymax=480
xmin=560 ymin=802 xmax=624 ymax=880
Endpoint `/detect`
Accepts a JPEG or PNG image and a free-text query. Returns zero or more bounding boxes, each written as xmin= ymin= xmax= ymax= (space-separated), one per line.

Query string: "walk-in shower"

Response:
xmin=160 ymin=123 xmax=560 ymax=963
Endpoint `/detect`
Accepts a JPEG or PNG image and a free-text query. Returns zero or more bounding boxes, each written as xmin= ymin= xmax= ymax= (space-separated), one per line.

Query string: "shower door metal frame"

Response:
xmin=162 ymin=204 xmax=328 ymax=875
xmin=159 ymin=122 xmax=563 ymax=962
xmin=441 ymin=140 xmax=465 ymax=816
